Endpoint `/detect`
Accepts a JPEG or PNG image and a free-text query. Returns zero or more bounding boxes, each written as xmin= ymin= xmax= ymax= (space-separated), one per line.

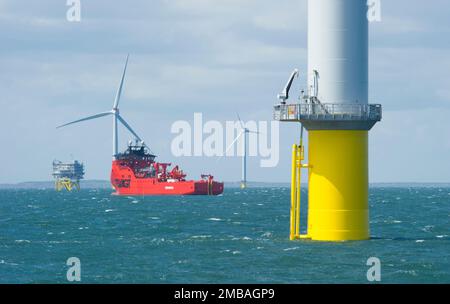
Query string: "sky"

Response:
xmin=1 ymin=0 xmax=450 ymax=184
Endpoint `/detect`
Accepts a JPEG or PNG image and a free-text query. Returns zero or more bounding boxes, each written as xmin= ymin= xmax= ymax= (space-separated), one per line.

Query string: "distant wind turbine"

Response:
xmin=225 ymin=114 xmax=259 ymax=189
xmin=57 ymin=54 xmax=147 ymax=159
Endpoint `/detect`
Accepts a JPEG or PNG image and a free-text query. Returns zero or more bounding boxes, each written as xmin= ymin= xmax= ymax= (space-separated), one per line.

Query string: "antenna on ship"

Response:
xmin=57 ymin=54 xmax=150 ymax=159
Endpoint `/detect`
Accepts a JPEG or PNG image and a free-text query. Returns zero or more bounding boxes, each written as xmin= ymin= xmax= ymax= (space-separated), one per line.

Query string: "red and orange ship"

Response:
xmin=58 ymin=55 xmax=224 ymax=196
xmin=111 ymin=141 xmax=223 ymax=195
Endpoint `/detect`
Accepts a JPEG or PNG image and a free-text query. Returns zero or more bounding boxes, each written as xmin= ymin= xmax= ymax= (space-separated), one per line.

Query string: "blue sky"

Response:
xmin=1 ymin=0 xmax=450 ymax=183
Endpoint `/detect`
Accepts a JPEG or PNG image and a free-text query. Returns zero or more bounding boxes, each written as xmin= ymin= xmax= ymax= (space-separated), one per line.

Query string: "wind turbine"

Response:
xmin=225 ymin=114 xmax=259 ymax=189
xmin=57 ymin=54 xmax=147 ymax=159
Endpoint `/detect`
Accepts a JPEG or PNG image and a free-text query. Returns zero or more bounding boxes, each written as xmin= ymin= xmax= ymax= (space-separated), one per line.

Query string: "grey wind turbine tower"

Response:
xmin=225 ymin=114 xmax=259 ymax=189
xmin=57 ymin=54 xmax=148 ymax=158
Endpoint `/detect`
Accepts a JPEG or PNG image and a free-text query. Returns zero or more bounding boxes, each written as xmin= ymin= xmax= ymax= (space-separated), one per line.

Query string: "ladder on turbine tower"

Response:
xmin=290 ymin=128 xmax=311 ymax=240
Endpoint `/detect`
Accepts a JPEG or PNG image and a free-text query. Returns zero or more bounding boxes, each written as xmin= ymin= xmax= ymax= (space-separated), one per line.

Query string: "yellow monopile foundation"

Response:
xmin=307 ymin=130 xmax=369 ymax=241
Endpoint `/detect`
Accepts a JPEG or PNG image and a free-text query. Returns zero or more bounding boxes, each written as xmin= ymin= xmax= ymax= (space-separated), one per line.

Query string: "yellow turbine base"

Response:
xmin=307 ymin=130 xmax=369 ymax=241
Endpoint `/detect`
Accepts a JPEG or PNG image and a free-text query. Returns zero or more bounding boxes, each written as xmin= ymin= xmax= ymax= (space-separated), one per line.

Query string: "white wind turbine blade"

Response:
xmin=215 ymin=130 xmax=244 ymax=162
xmin=113 ymin=54 xmax=129 ymax=109
xmin=236 ymin=112 xmax=245 ymax=129
xmin=224 ymin=130 xmax=244 ymax=156
xmin=117 ymin=115 xmax=143 ymax=142
xmin=57 ymin=111 xmax=112 ymax=129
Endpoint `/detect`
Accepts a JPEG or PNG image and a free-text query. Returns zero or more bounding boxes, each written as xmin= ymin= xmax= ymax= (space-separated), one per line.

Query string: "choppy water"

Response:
xmin=0 ymin=187 xmax=448 ymax=283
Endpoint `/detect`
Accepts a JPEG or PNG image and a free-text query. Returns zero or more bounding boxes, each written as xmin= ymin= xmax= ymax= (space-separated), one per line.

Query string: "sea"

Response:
xmin=0 ymin=186 xmax=448 ymax=283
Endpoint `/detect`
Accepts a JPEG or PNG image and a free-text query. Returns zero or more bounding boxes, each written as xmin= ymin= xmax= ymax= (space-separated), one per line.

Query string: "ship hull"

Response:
xmin=110 ymin=162 xmax=224 ymax=196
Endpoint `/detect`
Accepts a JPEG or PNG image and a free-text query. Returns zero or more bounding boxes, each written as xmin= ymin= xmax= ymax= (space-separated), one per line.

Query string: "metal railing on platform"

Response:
xmin=274 ymin=103 xmax=382 ymax=122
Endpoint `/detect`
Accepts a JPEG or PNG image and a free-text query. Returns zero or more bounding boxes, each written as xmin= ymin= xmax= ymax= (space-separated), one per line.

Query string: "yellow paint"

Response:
xmin=290 ymin=144 xmax=297 ymax=240
xmin=295 ymin=145 xmax=301 ymax=237
xmin=307 ymin=130 xmax=369 ymax=241
xmin=290 ymin=143 xmax=310 ymax=240
xmin=55 ymin=178 xmax=80 ymax=192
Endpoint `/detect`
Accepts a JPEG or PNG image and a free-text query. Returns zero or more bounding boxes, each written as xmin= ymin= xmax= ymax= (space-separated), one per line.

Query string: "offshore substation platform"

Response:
xmin=52 ymin=160 xmax=85 ymax=191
